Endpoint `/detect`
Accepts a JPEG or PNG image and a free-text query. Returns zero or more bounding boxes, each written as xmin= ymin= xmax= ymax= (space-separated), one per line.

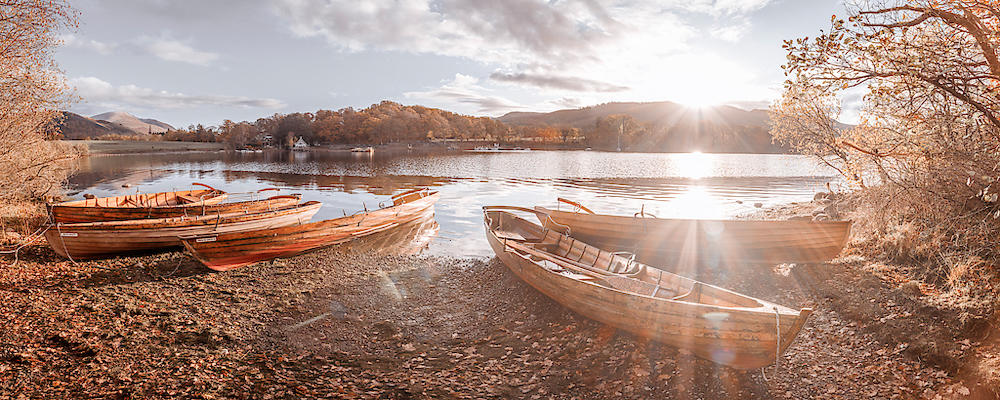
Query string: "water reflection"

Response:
xmin=675 ymin=151 xmax=714 ymax=179
xmin=339 ymin=211 xmax=439 ymax=256
xmin=69 ymin=150 xmax=841 ymax=257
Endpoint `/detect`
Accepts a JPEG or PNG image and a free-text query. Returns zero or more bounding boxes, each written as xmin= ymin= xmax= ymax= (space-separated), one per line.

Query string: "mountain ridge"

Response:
xmin=499 ymin=101 xmax=781 ymax=153
xmin=91 ymin=111 xmax=174 ymax=134
xmin=55 ymin=111 xmax=175 ymax=139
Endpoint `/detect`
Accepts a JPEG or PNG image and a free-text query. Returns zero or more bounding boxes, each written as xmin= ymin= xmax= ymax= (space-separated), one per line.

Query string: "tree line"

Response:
xmin=158 ymin=101 xmax=778 ymax=152
xmin=163 ymin=101 xmax=572 ymax=149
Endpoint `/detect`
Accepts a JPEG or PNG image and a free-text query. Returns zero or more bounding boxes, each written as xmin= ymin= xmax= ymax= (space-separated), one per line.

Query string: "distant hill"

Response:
xmin=139 ymin=118 xmax=174 ymax=132
xmin=91 ymin=111 xmax=174 ymax=134
xmin=55 ymin=112 xmax=136 ymax=139
xmin=499 ymin=101 xmax=769 ymax=128
xmin=55 ymin=111 xmax=176 ymax=139
xmin=499 ymin=101 xmax=782 ymax=153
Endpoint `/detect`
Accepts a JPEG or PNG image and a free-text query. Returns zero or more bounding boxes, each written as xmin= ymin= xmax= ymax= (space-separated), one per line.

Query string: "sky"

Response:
xmin=54 ymin=0 xmax=850 ymax=128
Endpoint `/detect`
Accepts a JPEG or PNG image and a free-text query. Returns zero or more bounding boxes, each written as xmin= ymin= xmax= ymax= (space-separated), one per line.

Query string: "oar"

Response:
xmin=557 ymin=198 xmax=596 ymax=214
xmin=192 ymin=182 xmax=221 ymax=192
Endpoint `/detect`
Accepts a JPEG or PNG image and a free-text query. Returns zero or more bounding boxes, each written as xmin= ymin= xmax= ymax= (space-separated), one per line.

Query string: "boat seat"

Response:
xmin=494 ymin=230 xmax=526 ymax=241
xmin=672 ymin=283 xmax=703 ymax=302
xmin=560 ymin=271 xmax=596 ymax=281
xmin=175 ymin=195 xmax=204 ymax=204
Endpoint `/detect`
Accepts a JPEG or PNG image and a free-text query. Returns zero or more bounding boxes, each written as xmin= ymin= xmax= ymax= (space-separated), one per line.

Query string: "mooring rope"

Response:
xmin=774 ymin=306 xmax=781 ymax=370
xmin=55 ymin=223 xmax=81 ymax=267
xmin=0 ymin=224 xmax=51 ymax=268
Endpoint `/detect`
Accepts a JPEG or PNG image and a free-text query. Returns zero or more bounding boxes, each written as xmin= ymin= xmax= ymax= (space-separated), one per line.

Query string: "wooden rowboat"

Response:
xmin=49 ymin=194 xmax=301 ymax=223
xmin=337 ymin=210 xmax=440 ymax=256
xmin=535 ymin=198 xmax=852 ymax=266
xmin=484 ymin=206 xmax=812 ymax=369
xmin=49 ymin=183 xmax=229 ymax=223
xmin=44 ymin=201 xmax=321 ymax=260
xmin=181 ymin=189 xmax=440 ymax=271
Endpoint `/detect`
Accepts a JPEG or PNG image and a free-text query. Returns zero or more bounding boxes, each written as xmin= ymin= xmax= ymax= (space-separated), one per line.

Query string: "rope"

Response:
xmin=0 ymin=224 xmax=49 ymax=254
xmin=55 ymin=224 xmax=82 ymax=268
xmin=0 ymin=225 xmax=51 ymax=268
xmin=152 ymin=253 xmax=186 ymax=280
xmin=774 ymin=306 xmax=781 ymax=369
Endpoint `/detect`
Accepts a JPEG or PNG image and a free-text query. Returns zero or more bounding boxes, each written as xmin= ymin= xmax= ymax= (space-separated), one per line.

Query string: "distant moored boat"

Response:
xmin=466 ymin=143 xmax=530 ymax=152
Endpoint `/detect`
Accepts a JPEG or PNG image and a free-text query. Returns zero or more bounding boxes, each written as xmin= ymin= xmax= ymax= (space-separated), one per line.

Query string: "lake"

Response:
xmin=68 ymin=149 xmax=841 ymax=258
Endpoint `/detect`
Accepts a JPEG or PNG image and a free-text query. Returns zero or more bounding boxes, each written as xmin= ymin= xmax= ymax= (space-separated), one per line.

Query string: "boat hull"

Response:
xmin=485 ymin=208 xmax=811 ymax=369
xmin=49 ymin=186 xmax=228 ymax=223
xmin=44 ymin=202 xmax=320 ymax=260
xmin=181 ymin=191 xmax=440 ymax=271
xmin=49 ymin=195 xmax=299 ymax=223
xmin=537 ymin=207 xmax=852 ymax=266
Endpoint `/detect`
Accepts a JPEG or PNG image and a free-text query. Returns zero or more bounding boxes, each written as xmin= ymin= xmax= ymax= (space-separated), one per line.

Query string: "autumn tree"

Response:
xmin=275 ymin=113 xmax=313 ymax=147
xmin=590 ymin=115 xmax=646 ymax=150
xmin=774 ymin=0 xmax=1000 ymax=276
xmin=218 ymin=120 xmax=258 ymax=149
xmin=0 ymin=0 xmax=80 ymax=202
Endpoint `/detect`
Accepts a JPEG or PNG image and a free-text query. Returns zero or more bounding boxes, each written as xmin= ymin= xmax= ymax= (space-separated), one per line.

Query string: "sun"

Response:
xmin=679 ymin=93 xmax=719 ymax=109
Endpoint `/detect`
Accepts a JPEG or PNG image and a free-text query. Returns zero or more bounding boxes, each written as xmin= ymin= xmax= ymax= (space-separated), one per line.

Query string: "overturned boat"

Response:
xmin=484 ymin=206 xmax=812 ymax=369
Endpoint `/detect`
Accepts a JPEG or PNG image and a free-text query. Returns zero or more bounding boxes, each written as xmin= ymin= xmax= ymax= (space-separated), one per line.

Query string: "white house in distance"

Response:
xmin=293 ymin=137 xmax=309 ymax=150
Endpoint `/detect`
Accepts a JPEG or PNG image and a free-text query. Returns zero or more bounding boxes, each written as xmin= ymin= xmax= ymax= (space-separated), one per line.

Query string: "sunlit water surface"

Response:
xmin=69 ymin=150 xmax=841 ymax=257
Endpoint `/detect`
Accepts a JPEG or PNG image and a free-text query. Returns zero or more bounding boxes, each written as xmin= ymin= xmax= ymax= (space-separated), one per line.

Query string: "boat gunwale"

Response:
xmin=50 ymin=201 xmax=321 ymax=230
xmin=50 ymin=187 xmax=228 ymax=208
xmin=179 ymin=190 xmax=440 ymax=270
xmin=179 ymin=190 xmax=439 ymax=242
xmin=536 ymin=206 xmax=853 ymax=226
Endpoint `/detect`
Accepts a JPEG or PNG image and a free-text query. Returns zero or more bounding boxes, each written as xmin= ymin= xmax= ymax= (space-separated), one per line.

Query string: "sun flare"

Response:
xmin=666 ymin=185 xmax=725 ymax=219
xmin=676 ymin=151 xmax=714 ymax=179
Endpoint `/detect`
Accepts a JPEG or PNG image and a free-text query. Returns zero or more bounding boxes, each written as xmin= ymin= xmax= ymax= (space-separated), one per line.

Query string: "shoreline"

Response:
xmin=1 ymin=196 xmax=995 ymax=397
xmin=67 ymin=140 xmax=226 ymax=155
xmin=67 ymin=139 xmax=794 ymax=156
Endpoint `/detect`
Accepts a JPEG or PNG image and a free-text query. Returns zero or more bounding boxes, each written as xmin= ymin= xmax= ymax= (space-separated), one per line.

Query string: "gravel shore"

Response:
xmin=0 ymin=202 xmax=993 ymax=398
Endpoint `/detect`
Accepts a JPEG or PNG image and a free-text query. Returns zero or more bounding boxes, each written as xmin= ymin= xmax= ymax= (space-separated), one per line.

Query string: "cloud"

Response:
xmin=275 ymin=0 xmax=778 ymax=115
xmin=70 ymin=76 xmax=286 ymax=110
xmin=58 ymin=33 xmax=220 ymax=66
xmin=725 ymin=99 xmax=771 ymax=110
xmin=490 ymin=72 xmax=628 ymax=92
xmin=677 ymin=0 xmax=774 ymax=16
xmin=271 ymin=0 xmax=779 ymax=101
xmin=59 ymin=34 xmax=116 ymax=55
xmin=404 ymin=74 xmax=524 ymax=114
xmin=274 ymin=0 xmax=682 ymax=69
xmin=710 ymin=18 xmax=752 ymax=42
xmin=136 ymin=35 xmax=220 ymax=66
xmin=87 ymin=0 xmax=264 ymax=21
xmin=551 ymin=97 xmax=585 ymax=109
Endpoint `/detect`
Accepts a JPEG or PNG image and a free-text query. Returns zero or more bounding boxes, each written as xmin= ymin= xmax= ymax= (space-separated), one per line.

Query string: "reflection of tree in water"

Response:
xmin=69 ymin=149 xmax=457 ymax=193
xmin=220 ymin=170 xmax=460 ymax=197
xmin=67 ymin=154 xmax=222 ymax=190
